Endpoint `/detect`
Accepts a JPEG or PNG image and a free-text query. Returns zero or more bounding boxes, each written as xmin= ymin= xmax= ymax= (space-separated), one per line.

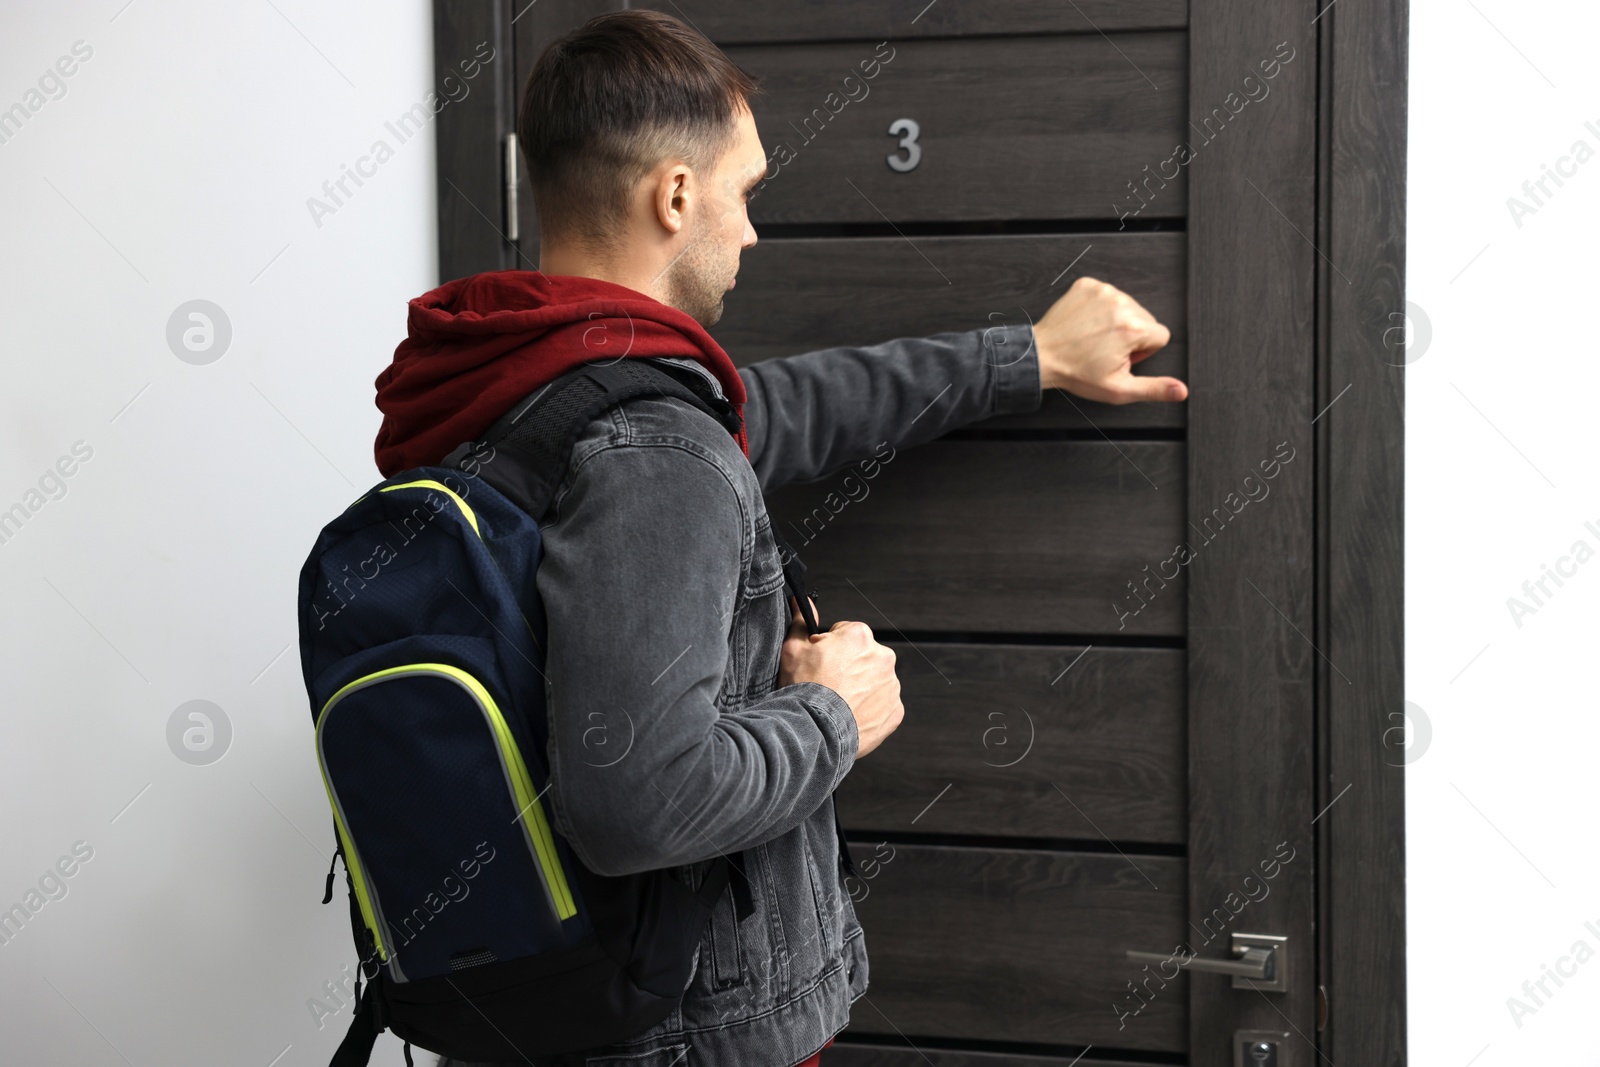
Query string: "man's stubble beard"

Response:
xmin=664 ymin=215 xmax=737 ymax=329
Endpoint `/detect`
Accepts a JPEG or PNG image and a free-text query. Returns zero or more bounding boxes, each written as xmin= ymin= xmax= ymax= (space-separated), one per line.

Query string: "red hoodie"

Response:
xmin=373 ymin=270 xmax=748 ymax=477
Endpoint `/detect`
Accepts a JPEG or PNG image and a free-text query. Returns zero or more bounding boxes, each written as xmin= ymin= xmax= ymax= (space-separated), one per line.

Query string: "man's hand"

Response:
xmin=1033 ymin=276 xmax=1186 ymax=405
xmin=779 ymin=601 xmax=903 ymax=759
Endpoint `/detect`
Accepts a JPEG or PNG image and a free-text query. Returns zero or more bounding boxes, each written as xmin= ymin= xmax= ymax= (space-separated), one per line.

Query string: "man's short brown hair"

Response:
xmin=517 ymin=10 xmax=760 ymax=247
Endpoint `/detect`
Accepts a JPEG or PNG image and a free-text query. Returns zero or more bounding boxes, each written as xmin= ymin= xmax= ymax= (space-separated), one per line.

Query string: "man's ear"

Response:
xmin=653 ymin=164 xmax=692 ymax=235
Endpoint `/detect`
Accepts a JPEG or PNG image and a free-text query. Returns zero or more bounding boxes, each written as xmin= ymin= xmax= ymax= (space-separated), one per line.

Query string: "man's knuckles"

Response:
xmin=829 ymin=619 xmax=875 ymax=643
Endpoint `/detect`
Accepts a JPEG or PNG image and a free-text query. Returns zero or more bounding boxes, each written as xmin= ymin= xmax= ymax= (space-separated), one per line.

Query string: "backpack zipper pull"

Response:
xmin=322 ymin=848 xmax=341 ymax=904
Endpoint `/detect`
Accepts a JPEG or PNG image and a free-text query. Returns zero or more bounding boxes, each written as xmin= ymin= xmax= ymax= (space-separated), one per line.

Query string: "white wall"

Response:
xmin=1407 ymin=1 xmax=1600 ymax=1063
xmin=0 ymin=2 xmax=440 ymax=1062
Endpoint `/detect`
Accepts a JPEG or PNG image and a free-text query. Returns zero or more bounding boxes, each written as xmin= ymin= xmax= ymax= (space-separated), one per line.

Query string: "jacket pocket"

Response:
xmin=736 ymin=513 xmax=790 ymax=703
xmin=784 ymin=812 xmax=844 ymax=991
xmin=748 ymin=512 xmax=786 ymax=600
xmin=704 ymin=882 xmax=746 ymax=989
xmin=796 ymin=813 xmax=846 ymax=983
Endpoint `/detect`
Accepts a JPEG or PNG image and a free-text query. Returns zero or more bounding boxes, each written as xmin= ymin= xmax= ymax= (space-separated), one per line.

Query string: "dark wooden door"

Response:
xmin=433 ymin=3 xmax=1407 ymax=1064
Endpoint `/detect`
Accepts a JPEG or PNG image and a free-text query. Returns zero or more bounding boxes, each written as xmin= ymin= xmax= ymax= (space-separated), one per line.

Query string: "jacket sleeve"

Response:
xmin=536 ymin=437 xmax=859 ymax=877
xmin=738 ymin=323 xmax=1043 ymax=493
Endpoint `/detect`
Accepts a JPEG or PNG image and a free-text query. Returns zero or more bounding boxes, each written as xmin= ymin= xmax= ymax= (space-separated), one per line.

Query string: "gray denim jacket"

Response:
xmin=451 ymin=324 xmax=1039 ymax=1067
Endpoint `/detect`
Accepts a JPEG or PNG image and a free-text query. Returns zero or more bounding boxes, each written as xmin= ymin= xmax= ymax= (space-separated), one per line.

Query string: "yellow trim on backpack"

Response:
xmin=380 ymin=479 xmax=480 ymax=537
xmin=372 ymin=478 xmax=543 ymax=652
xmin=319 ymin=777 xmax=389 ymax=963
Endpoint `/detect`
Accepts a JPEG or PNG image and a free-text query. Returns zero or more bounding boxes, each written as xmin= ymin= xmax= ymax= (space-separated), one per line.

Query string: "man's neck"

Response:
xmin=537 ymin=241 xmax=668 ymax=304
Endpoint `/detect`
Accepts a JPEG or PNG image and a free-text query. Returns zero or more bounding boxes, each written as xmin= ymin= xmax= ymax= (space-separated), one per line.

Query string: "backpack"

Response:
xmin=296 ymin=359 xmax=831 ymax=1065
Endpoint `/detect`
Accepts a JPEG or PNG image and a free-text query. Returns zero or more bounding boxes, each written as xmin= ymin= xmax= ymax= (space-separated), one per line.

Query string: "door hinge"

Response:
xmin=503 ymin=132 xmax=520 ymax=243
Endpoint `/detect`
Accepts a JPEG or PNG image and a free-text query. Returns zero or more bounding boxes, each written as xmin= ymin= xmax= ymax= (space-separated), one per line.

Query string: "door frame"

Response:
xmin=1315 ymin=0 xmax=1409 ymax=1061
xmin=1186 ymin=0 xmax=1407 ymax=1060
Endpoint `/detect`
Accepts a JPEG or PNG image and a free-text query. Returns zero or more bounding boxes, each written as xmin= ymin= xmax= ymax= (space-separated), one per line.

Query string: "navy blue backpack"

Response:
xmin=296 ymin=360 xmax=818 ymax=1065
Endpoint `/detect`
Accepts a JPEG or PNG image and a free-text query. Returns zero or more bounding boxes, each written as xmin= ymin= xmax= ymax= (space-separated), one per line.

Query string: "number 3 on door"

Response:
xmin=886 ymin=118 xmax=921 ymax=173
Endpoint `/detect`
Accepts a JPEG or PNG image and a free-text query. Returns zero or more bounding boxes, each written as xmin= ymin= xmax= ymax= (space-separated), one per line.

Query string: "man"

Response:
xmin=374 ymin=11 xmax=1181 ymax=1066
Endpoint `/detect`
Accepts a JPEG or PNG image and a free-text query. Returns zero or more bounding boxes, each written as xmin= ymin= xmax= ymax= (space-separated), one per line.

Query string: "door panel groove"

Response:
xmin=755 ymin=218 xmax=1188 ymax=240
xmin=844 ymin=832 xmax=1186 ymax=860
xmin=831 ymin=1033 xmax=1187 ymax=1067
xmin=631 ymin=1 xmax=1188 ymax=45
xmin=883 ymin=632 xmax=1185 ymax=650
xmin=942 ymin=429 xmax=1188 ymax=443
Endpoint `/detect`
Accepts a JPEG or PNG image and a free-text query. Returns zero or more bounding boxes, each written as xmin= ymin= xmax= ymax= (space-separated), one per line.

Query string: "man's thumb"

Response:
xmin=1121 ymin=374 xmax=1188 ymax=404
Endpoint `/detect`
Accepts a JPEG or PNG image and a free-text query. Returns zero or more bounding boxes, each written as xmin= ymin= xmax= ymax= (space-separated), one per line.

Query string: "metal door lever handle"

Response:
xmin=1126 ymin=946 xmax=1273 ymax=980
xmin=1124 ymin=933 xmax=1289 ymax=992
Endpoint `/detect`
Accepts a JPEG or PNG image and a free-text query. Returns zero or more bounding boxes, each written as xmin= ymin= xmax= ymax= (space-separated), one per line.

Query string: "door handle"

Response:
xmin=1125 ymin=933 xmax=1288 ymax=992
xmin=1126 ymin=947 xmax=1271 ymax=979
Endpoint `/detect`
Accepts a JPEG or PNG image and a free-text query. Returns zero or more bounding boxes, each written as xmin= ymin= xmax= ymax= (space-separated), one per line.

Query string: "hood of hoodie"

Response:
xmin=373 ymin=270 xmax=747 ymax=477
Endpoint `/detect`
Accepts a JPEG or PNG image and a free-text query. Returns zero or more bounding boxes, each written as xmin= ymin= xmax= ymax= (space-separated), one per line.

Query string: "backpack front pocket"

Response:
xmin=317 ymin=659 xmax=581 ymax=982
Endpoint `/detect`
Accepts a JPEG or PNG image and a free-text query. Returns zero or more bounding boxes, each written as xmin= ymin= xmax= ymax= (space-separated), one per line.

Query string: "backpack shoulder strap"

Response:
xmin=442 ymin=358 xmax=740 ymax=522
xmin=439 ymin=359 xmax=757 ymax=921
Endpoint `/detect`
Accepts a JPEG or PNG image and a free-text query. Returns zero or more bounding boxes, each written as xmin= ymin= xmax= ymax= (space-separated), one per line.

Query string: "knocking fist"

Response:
xmin=1033 ymin=275 xmax=1185 ymax=404
xmin=779 ymin=602 xmax=904 ymax=759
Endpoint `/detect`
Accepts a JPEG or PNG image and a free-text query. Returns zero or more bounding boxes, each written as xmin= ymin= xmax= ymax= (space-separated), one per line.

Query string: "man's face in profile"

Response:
xmin=664 ymin=104 xmax=766 ymax=328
